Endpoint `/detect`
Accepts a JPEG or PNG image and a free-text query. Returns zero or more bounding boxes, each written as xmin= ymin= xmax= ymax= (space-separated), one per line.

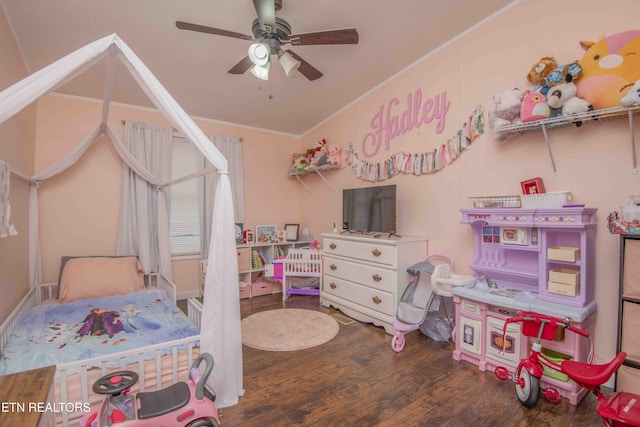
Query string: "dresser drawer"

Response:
xmin=324 ymin=238 xmax=396 ymax=266
xmin=323 ymin=275 xmax=394 ymax=316
xmin=237 ymin=247 xmax=251 ymax=272
xmin=323 ymin=257 xmax=396 ymax=292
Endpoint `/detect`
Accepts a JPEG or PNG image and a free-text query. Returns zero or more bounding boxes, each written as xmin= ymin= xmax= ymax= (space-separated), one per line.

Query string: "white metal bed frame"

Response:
xmin=0 ymin=274 xmax=202 ymax=427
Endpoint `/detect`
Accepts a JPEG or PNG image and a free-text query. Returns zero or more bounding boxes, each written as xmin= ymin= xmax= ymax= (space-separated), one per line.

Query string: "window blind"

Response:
xmin=170 ymin=138 xmax=200 ymax=255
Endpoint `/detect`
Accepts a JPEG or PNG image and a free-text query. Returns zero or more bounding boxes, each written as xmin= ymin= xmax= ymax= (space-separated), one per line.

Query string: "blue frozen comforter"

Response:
xmin=0 ymin=289 xmax=199 ymax=375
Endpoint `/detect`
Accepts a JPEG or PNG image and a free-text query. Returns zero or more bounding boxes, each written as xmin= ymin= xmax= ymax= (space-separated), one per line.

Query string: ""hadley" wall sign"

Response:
xmin=361 ymin=88 xmax=450 ymax=158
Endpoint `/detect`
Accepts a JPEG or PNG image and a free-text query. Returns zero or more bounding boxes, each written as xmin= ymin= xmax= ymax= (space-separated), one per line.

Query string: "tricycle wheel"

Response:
xmin=391 ymin=334 xmax=405 ymax=352
xmin=515 ymin=368 xmax=540 ymax=407
xmin=186 ymin=417 xmax=219 ymax=427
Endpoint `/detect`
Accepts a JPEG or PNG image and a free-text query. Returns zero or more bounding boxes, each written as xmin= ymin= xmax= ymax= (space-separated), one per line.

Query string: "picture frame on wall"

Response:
xmin=235 ymin=223 xmax=244 ymax=245
xmin=285 ymin=224 xmax=299 ymax=241
xmin=520 ymin=177 xmax=546 ymax=194
xmin=256 ymin=225 xmax=277 ymax=243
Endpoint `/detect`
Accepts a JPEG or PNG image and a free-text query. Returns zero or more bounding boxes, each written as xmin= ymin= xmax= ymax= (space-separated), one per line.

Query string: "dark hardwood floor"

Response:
xmin=183 ymin=294 xmax=605 ymax=426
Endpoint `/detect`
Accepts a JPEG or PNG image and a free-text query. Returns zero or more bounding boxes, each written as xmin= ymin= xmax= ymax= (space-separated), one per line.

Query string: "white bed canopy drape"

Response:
xmin=0 ymin=34 xmax=243 ymax=407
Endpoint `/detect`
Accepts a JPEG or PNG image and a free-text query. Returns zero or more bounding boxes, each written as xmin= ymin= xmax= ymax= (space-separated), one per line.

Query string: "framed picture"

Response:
xmin=244 ymin=230 xmax=254 ymax=244
xmin=285 ymin=224 xmax=299 ymax=241
xmin=256 ymin=225 xmax=277 ymax=243
xmin=520 ymin=177 xmax=545 ymax=194
xmin=277 ymin=229 xmax=287 ymax=242
xmin=235 ymin=223 xmax=244 ymax=245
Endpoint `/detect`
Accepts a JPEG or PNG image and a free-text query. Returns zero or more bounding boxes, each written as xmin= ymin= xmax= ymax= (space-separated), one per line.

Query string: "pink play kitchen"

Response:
xmin=452 ymin=195 xmax=596 ymax=405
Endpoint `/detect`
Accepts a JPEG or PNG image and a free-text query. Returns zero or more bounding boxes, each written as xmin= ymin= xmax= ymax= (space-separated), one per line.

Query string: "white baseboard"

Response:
xmin=177 ymin=290 xmax=201 ymax=300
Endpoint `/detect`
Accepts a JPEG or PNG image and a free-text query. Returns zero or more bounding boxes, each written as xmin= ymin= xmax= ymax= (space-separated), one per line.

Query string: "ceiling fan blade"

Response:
xmin=289 ymin=28 xmax=359 ymax=45
xmin=286 ymin=50 xmax=323 ymax=81
xmin=252 ymin=0 xmax=276 ymax=33
xmin=176 ymin=20 xmax=253 ymax=41
xmin=228 ymin=56 xmax=255 ymax=75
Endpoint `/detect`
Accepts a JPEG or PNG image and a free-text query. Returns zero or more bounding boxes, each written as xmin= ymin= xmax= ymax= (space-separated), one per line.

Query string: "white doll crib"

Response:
xmin=282 ymin=249 xmax=323 ymax=301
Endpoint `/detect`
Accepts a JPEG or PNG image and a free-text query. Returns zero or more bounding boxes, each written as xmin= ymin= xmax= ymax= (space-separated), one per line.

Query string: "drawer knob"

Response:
xmin=329 ymin=282 xmax=337 ymax=289
xmin=372 ymin=249 xmax=382 ymax=257
xmin=330 ymin=264 xmax=337 ymax=271
xmin=372 ymin=274 xmax=382 ymax=282
xmin=329 ymin=243 xmax=337 ymax=250
xmin=237 ymin=252 xmax=241 ymax=256
xmin=372 ymin=296 xmax=382 ymax=304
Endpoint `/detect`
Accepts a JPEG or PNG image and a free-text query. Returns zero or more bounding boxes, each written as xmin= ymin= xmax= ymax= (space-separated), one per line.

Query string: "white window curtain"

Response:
xmin=198 ymin=134 xmax=244 ymax=258
xmin=0 ymin=161 xmax=18 ymax=238
xmin=116 ymin=121 xmax=173 ymax=275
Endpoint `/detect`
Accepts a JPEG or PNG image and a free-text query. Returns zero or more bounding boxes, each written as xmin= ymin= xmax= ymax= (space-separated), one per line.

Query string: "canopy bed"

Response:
xmin=0 ymin=34 xmax=242 ymax=426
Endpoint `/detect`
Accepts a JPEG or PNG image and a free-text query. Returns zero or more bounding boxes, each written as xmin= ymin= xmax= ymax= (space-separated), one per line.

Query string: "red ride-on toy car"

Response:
xmin=80 ymin=353 xmax=220 ymax=427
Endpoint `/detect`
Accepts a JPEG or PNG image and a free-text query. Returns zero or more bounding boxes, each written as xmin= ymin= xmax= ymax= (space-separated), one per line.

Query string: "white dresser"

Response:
xmin=321 ymin=233 xmax=427 ymax=334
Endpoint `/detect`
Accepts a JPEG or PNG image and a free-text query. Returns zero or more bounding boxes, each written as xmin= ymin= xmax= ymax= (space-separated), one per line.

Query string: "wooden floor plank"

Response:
xmin=182 ymin=294 xmax=605 ymax=426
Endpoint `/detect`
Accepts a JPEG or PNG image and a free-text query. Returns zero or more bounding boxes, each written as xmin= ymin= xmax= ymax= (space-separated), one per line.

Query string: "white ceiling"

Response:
xmin=1 ymin=0 xmax=515 ymax=135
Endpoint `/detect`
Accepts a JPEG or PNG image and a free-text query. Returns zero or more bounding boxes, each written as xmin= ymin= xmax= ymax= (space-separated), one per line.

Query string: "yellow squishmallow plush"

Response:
xmin=576 ymin=30 xmax=640 ymax=109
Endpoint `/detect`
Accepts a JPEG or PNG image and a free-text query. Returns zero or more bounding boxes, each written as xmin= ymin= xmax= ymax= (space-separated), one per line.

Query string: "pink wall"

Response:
xmin=32 ymin=95 xmax=300 ymax=295
xmin=0 ymin=6 xmax=35 ymax=322
xmin=300 ymin=0 xmax=640 ymax=365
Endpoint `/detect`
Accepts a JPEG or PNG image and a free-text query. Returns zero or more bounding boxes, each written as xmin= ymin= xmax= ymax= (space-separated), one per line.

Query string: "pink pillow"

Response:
xmin=58 ymin=256 xmax=145 ymax=302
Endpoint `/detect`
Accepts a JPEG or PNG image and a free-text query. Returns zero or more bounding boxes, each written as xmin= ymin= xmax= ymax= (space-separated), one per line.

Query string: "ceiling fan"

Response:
xmin=175 ymin=0 xmax=359 ymax=81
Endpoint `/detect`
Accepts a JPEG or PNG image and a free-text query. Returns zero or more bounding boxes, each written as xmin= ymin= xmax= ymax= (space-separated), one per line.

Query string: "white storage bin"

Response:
xmin=521 ymin=191 xmax=572 ymax=209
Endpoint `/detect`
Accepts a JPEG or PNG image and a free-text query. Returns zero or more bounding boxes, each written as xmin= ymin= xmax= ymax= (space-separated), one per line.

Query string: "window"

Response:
xmin=169 ymin=137 xmax=200 ymax=255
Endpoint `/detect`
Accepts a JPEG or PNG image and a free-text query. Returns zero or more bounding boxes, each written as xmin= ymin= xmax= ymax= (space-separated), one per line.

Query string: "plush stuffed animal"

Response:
xmin=546 ymin=74 xmax=594 ymax=126
xmin=621 ymin=80 xmax=640 ymax=107
xmin=305 ymin=148 xmax=316 ymax=163
xmin=327 ymin=144 xmax=342 ymax=166
xmin=576 ymin=30 xmax=640 ymax=109
xmin=311 ymin=139 xmax=328 ymax=166
xmin=528 ymin=56 xmax=582 ymax=96
xmin=527 ymin=56 xmax=557 ymax=89
xmin=292 ymin=155 xmax=310 ymax=172
xmin=488 ymin=88 xmax=523 ymax=132
xmin=290 ymin=153 xmax=309 ymax=172
xmin=521 ymin=90 xmax=550 ymax=123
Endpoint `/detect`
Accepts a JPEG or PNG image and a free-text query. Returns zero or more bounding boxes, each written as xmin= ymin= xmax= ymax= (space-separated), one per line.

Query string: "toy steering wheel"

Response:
xmin=92 ymin=371 xmax=139 ymax=396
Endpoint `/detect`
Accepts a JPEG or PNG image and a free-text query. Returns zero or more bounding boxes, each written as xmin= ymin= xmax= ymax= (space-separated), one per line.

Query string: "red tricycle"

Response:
xmin=494 ymin=311 xmax=640 ymax=427
xmin=79 ymin=352 xmax=220 ymax=427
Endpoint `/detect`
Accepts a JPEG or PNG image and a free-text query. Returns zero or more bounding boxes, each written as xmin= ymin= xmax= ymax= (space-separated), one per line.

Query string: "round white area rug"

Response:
xmin=241 ymin=308 xmax=339 ymax=351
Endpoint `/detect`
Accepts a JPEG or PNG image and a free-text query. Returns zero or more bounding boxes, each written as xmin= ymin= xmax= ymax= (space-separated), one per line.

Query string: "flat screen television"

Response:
xmin=342 ymin=184 xmax=397 ymax=233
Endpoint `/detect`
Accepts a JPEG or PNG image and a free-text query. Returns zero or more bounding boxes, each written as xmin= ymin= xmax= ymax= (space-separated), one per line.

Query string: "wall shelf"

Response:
xmin=492 ymin=105 xmax=640 ymax=175
xmin=288 ymin=164 xmax=341 ymax=192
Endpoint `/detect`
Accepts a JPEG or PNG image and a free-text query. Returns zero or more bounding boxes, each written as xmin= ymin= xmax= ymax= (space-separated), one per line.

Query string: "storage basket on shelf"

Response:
xmin=469 ymin=195 xmax=521 ymax=209
xmin=520 ymin=191 xmax=572 ymax=209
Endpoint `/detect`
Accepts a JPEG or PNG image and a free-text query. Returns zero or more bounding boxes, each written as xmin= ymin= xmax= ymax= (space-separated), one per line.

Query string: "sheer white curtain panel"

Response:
xmin=116 ymin=121 xmax=172 ymax=276
xmin=198 ymin=134 xmax=244 ymax=258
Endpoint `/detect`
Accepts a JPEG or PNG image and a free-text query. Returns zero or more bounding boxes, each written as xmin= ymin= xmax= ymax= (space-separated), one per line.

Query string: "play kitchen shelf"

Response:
xmin=452 ymin=291 xmax=595 ymax=405
xmin=460 ymin=206 xmax=597 ymax=308
xmin=454 ymin=206 xmax=597 ymax=405
xmin=491 ymin=104 xmax=640 ymax=175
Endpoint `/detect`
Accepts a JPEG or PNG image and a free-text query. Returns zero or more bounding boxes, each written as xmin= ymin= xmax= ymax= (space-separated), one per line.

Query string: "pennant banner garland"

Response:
xmin=346 ymin=105 xmax=484 ymax=182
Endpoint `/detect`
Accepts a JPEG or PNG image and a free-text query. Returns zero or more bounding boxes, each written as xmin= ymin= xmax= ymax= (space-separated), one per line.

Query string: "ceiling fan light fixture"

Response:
xmin=277 ymin=50 xmax=301 ymax=77
xmin=248 ymin=42 xmax=270 ymax=66
xmin=251 ymin=62 xmax=270 ymax=80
